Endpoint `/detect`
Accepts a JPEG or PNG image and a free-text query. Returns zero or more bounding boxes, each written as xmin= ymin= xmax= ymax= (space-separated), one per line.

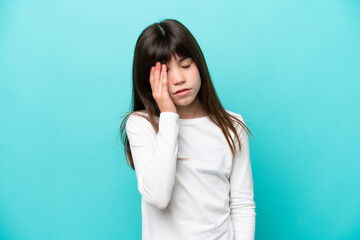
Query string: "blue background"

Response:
xmin=1 ymin=0 xmax=359 ymax=239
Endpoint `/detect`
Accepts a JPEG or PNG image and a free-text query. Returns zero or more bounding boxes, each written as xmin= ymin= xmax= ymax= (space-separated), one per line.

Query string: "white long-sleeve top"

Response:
xmin=125 ymin=109 xmax=256 ymax=240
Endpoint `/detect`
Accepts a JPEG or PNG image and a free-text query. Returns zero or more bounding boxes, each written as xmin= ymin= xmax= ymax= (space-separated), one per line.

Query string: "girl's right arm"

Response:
xmin=125 ymin=61 xmax=179 ymax=209
xmin=126 ymin=112 xmax=179 ymax=210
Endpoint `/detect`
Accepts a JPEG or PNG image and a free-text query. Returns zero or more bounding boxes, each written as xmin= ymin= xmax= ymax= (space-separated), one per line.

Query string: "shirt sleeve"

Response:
xmin=125 ymin=112 xmax=179 ymax=210
xmin=229 ymin=114 xmax=256 ymax=240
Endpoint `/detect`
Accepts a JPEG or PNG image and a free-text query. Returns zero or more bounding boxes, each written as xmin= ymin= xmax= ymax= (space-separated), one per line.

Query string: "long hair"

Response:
xmin=119 ymin=19 xmax=253 ymax=170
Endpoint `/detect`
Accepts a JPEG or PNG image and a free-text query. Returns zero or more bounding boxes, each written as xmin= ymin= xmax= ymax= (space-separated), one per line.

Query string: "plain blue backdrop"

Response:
xmin=0 ymin=0 xmax=359 ymax=239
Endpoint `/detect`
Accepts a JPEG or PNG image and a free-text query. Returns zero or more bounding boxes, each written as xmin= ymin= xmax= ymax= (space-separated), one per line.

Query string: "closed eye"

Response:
xmin=183 ymin=63 xmax=191 ymax=69
xmin=166 ymin=63 xmax=192 ymax=72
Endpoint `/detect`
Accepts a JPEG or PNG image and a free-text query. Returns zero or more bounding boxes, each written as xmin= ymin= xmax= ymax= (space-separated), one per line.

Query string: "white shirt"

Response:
xmin=125 ymin=109 xmax=256 ymax=240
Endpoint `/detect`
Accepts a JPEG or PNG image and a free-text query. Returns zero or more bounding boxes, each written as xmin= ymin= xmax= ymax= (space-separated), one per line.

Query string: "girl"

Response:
xmin=120 ymin=19 xmax=256 ymax=240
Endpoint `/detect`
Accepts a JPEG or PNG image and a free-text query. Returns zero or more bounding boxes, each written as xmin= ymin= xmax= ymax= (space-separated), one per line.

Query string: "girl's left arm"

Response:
xmin=229 ymin=114 xmax=256 ymax=240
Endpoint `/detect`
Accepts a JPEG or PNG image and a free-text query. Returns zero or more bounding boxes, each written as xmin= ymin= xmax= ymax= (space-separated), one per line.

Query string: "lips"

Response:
xmin=175 ymin=88 xmax=190 ymax=94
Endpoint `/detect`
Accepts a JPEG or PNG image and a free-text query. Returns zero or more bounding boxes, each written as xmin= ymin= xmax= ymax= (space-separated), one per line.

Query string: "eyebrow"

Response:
xmin=166 ymin=56 xmax=190 ymax=70
xmin=177 ymin=56 xmax=189 ymax=63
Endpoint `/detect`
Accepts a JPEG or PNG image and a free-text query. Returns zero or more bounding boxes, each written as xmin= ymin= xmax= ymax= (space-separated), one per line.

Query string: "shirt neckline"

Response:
xmin=179 ymin=115 xmax=210 ymax=125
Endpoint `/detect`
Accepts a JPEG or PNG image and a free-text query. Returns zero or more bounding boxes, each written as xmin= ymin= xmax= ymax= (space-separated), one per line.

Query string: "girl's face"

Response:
xmin=165 ymin=54 xmax=202 ymax=109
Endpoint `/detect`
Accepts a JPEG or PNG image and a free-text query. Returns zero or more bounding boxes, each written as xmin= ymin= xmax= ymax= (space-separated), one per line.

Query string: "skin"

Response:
xmin=149 ymin=53 xmax=207 ymax=119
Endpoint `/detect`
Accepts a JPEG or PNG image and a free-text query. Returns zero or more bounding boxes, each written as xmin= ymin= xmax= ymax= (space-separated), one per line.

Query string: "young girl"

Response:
xmin=120 ymin=19 xmax=256 ymax=240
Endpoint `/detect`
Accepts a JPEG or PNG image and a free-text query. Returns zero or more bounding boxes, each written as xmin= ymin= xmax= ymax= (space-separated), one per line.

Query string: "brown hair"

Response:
xmin=119 ymin=19 xmax=253 ymax=170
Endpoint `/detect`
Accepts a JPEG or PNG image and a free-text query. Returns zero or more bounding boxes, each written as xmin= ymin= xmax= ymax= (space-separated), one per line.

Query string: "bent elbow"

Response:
xmin=143 ymin=191 xmax=172 ymax=210
xmin=139 ymin=181 xmax=173 ymax=210
xmin=138 ymin=169 xmax=176 ymax=210
xmin=152 ymin=196 xmax=171 ymax=210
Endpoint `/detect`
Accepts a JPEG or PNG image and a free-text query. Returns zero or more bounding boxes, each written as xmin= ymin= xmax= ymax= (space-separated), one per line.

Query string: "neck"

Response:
xmin=176 ymin=97 xmax=206 ymax=119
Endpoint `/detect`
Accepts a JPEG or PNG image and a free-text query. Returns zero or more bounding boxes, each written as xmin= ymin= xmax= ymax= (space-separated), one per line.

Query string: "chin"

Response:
xmin=174 ymin=99 xmax=195 ymax=107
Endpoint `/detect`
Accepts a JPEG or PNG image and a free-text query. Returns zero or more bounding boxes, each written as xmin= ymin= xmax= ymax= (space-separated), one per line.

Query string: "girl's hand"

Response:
xmin=149 ymin=61 xmax=177 ymax=114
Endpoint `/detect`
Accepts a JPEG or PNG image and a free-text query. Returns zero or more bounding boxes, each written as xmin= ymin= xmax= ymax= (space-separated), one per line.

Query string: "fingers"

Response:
xmin=149 ymin=66 xmax=154 ymax=86
xmin=154 ymin=62 xmax=161 ymax=93
xmin=161 ymin=64 xmax=168 ymax=90
xmin=149 ymin=61 xmax=167 ymax=96
xmin=159 ymin=64 xmax=166 ymax=92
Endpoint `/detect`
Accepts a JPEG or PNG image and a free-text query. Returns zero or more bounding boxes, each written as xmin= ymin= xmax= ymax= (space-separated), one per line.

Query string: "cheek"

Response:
xmin=189 ymin=68 xmax=199 ymax=78
xmin=190 ymin=72 xmax=201 ymax=89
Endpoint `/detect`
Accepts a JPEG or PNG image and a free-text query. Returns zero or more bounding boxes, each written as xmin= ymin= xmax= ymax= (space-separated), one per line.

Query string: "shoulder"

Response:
xmin=225 ymin=109 xmax=245 ymax=123
xmin=127 ymin=110 xmax=149 ymax=122
xmin=225 ymin=109 xmax=248 ymax=136
xmin=126 ymin=111 xmax=153 ymax=133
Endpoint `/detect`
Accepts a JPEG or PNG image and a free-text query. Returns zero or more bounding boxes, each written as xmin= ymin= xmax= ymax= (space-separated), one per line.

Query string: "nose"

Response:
xmin=170 ymin=69 xmax=186 ymax=85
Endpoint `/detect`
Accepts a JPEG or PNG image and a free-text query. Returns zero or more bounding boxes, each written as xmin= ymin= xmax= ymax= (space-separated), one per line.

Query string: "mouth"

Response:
xmin=174 ymin=88 xmax=191 ymax=96
xmin=175 ymin=88 xmax=190 ymax=94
